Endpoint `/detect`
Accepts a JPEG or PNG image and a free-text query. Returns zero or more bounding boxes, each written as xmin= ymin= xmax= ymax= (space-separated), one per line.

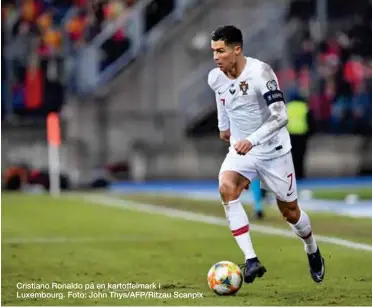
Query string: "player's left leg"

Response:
xmin=257 ymin=152 xmax=325 ymax=283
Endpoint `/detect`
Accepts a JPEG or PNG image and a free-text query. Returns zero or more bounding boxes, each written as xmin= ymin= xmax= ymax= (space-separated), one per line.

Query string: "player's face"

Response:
xmin=211 ymin=40 xmax=240 ymax=73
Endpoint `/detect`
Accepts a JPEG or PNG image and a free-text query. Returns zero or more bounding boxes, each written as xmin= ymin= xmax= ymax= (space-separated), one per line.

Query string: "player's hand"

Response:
xmin=234 ymin=140 xmax=253 ymax=155
xmin=220 ymin=130 xmax=231 ymax=143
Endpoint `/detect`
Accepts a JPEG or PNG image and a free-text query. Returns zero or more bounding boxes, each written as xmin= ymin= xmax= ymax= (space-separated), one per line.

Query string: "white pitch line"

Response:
xmin=3 ymin=234 xmax=221 ymax=245
xmin=3 ymin=236 xmax=150 ymax=244
xmin=83 ymin=194 xmax=372 ymax=252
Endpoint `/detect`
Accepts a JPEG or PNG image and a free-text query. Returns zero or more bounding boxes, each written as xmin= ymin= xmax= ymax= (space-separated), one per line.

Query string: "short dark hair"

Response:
xmin=211 ymin=25 xmax=243 ymax=48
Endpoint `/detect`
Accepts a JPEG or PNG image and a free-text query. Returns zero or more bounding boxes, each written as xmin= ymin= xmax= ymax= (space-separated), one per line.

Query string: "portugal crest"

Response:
xmin=239 ymin=81 xmax=249 ymax=95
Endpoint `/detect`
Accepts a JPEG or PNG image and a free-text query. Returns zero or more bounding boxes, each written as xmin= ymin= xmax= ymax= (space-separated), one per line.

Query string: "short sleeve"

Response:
xmin=207 ymin=68 xmax=219 ymax=91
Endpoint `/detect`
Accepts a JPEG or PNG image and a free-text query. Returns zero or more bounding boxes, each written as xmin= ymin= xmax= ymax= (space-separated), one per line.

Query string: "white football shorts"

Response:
xmin=219 ymin=149 xmax=297 ymax=202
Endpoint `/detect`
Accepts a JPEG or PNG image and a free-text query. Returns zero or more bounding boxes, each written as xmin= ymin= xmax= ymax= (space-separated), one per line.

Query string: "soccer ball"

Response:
xmin=207 ymin=260 xmax=243 ymax=295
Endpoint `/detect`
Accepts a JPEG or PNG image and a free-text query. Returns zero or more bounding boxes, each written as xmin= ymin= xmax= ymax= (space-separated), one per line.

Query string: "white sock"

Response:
xmin=288 ymin=210 xmax=318 ymax=254
xmin=223 ymin=199 xmax=257 ymax=260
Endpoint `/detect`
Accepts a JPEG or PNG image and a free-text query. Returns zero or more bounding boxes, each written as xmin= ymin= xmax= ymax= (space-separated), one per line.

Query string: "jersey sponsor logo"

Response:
xmin=229 ymin=83 xmax=236 ymax=95
xmin=266 ymin=80 xmax=278 ymax=91
xmin=286 ymin=173 xmax=294 ymax=196
xmin=217 ymin=87 xmax=229 ymax=95
xmin=239 ymin=81 xmax=249 ymax=95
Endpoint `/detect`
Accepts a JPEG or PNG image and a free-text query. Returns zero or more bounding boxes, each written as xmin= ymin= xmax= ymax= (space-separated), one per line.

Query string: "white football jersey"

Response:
xmin=208 ymin=56 xmax=291 ymax=159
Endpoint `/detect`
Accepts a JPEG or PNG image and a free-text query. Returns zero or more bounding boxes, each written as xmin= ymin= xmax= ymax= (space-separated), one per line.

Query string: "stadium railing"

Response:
xmin=3 ymin=0 xmax=201 ymax=118
xmin=74 ymin=0 xmax=200 ymax=95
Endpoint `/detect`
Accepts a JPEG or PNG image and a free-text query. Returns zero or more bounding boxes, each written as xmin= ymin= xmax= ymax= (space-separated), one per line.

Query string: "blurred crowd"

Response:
xmin=2 ymin=0 xmax=372 ymax=136
xmin=279 ymin=0 xmax=372 ymax=135
xmin=2 ymin=0 xmax=136 ymax=118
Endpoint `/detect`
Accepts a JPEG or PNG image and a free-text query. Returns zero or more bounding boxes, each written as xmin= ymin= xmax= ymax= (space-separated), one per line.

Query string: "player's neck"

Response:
xmin=227 ymin=56 xmax=247 ymax=80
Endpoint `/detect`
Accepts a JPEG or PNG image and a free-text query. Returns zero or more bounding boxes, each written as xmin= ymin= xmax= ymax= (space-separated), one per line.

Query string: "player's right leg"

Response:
xmin=219 ymin=154 xmax=266 ymax=283
xmin=257 ymin=152 xmax=325 ymax=283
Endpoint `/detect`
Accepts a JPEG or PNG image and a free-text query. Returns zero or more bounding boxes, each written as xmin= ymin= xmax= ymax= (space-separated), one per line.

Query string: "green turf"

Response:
xmin=311 ymin=187 xmax=372 ymax=200
xmin=2 ymin=193 xmax=372 ymax=306
xmin=118 ymin=193 xmax=372 ymax=245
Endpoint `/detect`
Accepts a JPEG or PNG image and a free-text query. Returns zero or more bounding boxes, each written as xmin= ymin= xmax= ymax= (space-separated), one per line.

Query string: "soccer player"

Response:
xmin=251 ymin=177 xmax=264 ymax=219
xmin=207 ymin=25 xmax=325 ymax=284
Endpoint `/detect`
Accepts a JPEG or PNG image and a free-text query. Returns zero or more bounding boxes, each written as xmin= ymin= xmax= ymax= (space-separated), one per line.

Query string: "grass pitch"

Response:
xmin=310 ymin=187 xmax=372 ymax=200
xmin=2 ymin=193 xmax=372 ymax=306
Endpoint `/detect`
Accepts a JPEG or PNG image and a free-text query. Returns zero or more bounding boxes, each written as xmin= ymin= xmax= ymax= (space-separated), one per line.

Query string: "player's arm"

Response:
xmin=215 ymin=93 xmax=231 ymax=142
xmin=246 ymin=101 xmax=288 ymax=146
xmin=234 ymin=64 xmax=287 ymax=154
xmin=208 ymin=70 xmax=230 ymax=143
xmin=246 ymin=64 xmax=288 ymax=146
